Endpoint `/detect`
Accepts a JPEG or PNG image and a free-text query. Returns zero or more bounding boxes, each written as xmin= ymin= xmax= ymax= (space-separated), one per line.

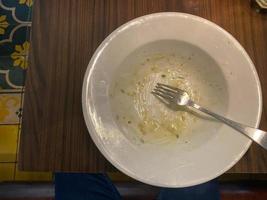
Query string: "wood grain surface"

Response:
xmin=19 ymin=0 xmax=267 ymax=173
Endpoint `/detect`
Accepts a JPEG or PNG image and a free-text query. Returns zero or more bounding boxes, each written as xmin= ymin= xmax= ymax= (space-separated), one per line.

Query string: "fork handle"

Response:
xmin=189 ymin=101 xmax=267 ymax=150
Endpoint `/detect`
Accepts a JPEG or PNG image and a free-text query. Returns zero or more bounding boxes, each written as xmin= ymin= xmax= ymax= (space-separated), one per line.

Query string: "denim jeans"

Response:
xmin=55 ymin=173 xmax=220 ymax=200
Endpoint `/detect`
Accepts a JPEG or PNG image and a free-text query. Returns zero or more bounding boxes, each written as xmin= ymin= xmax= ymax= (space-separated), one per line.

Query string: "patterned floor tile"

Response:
xmin=28 ymin=3 xmax=33 ymax=21
xmin=0 ymin=125 xmax=18 ymax=162
xmin=0 ymin=0 xmax=33 ymax=23
xmin=0 ymin=93 xmax=22 ymax=124
xmin=0 ymin=0 xmax=36 ymax=184
xmin=0 ymin=56 xmax=26 ymax=91
xmin=0 ymin=24 xmax=29 ymax=56
xmin=0 ymin=15 xmax=9 ymax=34
xmin=26 ymin=24 xmax=31 ymax=42
xmin=15 ymin=164 xmax=52 ymax=181
xmin=0 ymin=163 xmax=15 ymax=181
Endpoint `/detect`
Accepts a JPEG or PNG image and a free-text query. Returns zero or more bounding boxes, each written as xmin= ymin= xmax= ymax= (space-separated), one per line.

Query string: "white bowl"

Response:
xmin=82 ymin=13 xmax=262 ymax=187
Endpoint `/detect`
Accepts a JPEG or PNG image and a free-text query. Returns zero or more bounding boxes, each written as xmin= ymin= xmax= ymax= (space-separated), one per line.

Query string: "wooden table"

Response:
xmin=19 ymin=0 xmax=267 ymax=173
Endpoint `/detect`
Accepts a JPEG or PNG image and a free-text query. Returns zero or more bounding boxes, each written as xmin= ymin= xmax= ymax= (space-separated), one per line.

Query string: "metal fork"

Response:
xmin=152 ymin=83 xmax=267 ymax=150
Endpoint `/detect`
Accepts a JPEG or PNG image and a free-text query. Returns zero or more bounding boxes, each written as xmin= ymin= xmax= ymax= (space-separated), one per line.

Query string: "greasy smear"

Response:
xmin=112 ymin=54 xmax=199 ymax=144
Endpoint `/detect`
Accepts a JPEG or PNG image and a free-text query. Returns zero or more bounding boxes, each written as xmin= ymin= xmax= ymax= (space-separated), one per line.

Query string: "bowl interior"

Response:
xmin=110 ymin=40 xmax=229 ymax=149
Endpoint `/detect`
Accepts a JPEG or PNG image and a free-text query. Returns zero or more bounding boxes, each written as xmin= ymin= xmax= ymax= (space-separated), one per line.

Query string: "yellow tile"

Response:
xmin=0 ymin=125 xmax=18 ymax=162
xmin=15 ymin=164 xmax=52 ymax=181
xmin=0 ymin=93 xmax=21 ymax=124
xmin=0 ymin=163 xmax=15 ymax=181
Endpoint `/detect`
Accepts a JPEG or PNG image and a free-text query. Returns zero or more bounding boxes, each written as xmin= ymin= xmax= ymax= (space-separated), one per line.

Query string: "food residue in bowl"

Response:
xmin=110 ymin=53 xmax=200 ymax=144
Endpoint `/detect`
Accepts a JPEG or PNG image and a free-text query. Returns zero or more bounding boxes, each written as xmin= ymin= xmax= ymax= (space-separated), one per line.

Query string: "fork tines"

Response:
xmin=152 ymin=83 xmax=177 ymax=101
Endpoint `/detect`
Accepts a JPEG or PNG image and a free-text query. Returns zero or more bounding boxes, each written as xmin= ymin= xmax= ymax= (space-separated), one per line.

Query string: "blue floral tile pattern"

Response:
xmin=0 ymin=15 xmax=8 ymax=34
xmin=0 ymin=0 xmax=32 ymax=23
xmin=0 ymin=56 xmax=26 ymax=91
xmin=0 ymin=0 xmax=32 ymax=92
xmin=0 ymin=25 xmax=29 ymax=56
xmin=0 ymin=0 xmax=52 ymax=180
xmin=0 ymin=0 xmax=32 ymax=56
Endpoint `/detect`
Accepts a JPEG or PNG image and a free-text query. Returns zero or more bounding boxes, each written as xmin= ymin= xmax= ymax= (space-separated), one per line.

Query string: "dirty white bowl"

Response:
xmin=82 ymin=13 xmax=262 ymax=187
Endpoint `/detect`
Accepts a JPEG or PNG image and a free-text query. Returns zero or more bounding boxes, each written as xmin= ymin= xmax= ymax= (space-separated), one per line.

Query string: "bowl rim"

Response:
xmin=82 ymin=12 xmax=262 ymax=187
